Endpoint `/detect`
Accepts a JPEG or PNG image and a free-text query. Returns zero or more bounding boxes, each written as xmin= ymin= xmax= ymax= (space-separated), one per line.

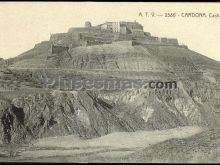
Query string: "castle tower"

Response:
xmin=85 ymin=21 xmax=92 ymax=28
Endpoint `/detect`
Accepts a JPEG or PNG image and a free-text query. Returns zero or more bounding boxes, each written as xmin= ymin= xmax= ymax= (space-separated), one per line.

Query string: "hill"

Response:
xmin=0 ymin=21 xmax=220 ymax=163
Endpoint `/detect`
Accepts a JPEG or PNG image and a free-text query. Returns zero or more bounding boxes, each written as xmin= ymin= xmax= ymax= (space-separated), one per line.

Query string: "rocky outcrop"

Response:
xmin=0 ymin=91 xmax=146 ymax=144
xmin=0 ymin=78 xmax=220 ymax=145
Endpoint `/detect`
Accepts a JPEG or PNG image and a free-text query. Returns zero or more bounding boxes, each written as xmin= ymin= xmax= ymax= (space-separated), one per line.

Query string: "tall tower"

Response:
xmin=85 ymin=21 xmax=92 ymax=28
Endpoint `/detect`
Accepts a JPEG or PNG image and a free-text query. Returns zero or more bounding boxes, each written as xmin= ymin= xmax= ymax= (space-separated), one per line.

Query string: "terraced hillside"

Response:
xmin=8 ymin=41 xmax=220 ymax=75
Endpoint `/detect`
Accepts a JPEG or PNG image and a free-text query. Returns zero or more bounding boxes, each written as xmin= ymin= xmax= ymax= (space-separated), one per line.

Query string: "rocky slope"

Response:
xmin=8 ymin=41 xmax=51 ymax=68
xmin=0 ymin=76 xmax=220 ymax=145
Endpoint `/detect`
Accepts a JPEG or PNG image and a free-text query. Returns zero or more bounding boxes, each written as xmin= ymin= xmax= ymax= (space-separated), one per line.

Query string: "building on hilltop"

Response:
xmin=158 ymin=37 xmax=179 ymax=45
xmin=99 ymin=21 xmax=144 ymax=35
xmin=49 ymin=21 xmax=182 ymax=49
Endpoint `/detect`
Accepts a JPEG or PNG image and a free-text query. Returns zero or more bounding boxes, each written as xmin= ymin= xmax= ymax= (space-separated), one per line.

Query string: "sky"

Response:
xmin=0 ymin=2 xmax=220 ymax=61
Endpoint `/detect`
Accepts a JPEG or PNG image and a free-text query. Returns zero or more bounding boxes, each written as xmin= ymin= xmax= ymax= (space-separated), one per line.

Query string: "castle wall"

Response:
xmin=120 ymin=21 xmax=143 ymax=31
xmin=51 ymin=45 xmax=69 ymax=54
xmin=167 ymin=38 xmax=179 ymax=45
xmin=50 ymin=33 xmax=68 ymax=43
xmin=100 ymin=24 xmax=108 ymax=30
xmin=132 ymin=29 xmax=145 ymax=37
xmin=161 ymin=37 xmax=168 ymax=43
xmin=100 ymin=21 xmax=144 ymax=34
xmin=120 ymin=26 xmax=128 ymax=34
xmin=112 ymin=40 xmax=140 ymax=46
xmin=50 ymin=32 xmax=82 ymax=47
xmin=68 ymin=27 xmax=102 ymax=34
xmin=50 ymin=21 xmax=181 ymax=48
xmin=158 ymin=37 xmax=179 ymax=45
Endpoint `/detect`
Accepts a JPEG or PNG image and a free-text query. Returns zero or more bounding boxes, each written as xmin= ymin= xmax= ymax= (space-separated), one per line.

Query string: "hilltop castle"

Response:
xmin=98 ymin=21 xmax=144 ymax=35
xmin=50 ymin=21 xmax=182 ymax=49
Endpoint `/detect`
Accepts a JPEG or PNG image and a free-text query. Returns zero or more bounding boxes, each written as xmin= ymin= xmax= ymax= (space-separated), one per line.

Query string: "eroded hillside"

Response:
xmin=0 ymin=77 xmax=220 ymax=145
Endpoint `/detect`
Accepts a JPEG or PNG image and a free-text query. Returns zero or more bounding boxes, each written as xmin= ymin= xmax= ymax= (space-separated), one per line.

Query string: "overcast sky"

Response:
xmin=0 ymin=2 xmax=220 ymax=61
